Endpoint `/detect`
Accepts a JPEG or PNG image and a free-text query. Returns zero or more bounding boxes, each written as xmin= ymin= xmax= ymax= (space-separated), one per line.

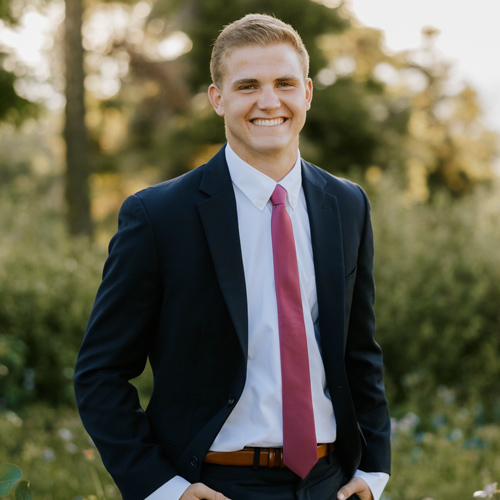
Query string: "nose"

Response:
xmin=257 ymin=86 xmax=280 ymax=110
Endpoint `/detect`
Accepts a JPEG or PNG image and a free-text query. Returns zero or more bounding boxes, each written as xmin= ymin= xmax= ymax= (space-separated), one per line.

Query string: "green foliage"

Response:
xmin=0 ymin=64 xmax=37 ymax=124
xmin=1 ymin=143 xmax=499 ymax=418
xmin=1 ymin=398 xmax=499 ymax=500
xmin=0 ymin=464 xmax=21 ymax=496
xmin=367 ymin=177 xmax=500 ymax=415
xmin=13 ymin=481 xmax=33 ymax=500
xmin=123 ymin=0 xmax=360 ymax=178
xmin=302 ymin=77 xmax=389 ymax=173
xmin=112 ymin=0 xmax=497 ymax=194
xmin=0 ymin=0 xmax=38 ymax=125
xmin=180 ymin=0 xmax=348 ymax=90
xmin=0 ymin=0 xmax=14 ymax=24
xmin=0 ymin=464 xmax=32 ymax=500
xmin=385 ymin=393 xmax=500 ymax=500
xmin=0 ymin=406 xmax=119 ymax=500
xmin=0 ymin=189 xmax=106 ymax=408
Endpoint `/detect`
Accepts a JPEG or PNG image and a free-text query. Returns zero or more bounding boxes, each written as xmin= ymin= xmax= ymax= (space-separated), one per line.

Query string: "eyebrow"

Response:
xmin=275 ymin=75 xmax=301 ymax=83
xmin=231 ymin=78 xmax=259 ymax=89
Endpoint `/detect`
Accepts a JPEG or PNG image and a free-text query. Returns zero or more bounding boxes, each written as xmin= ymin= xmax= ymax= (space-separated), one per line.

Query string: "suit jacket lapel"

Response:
xmin=197 ymin=147 xmax=248 ymax=360
xmin=302 ymin=161 xmax=345 ymax=373
xmin=196 ymin=152 xmax=345 ymax=367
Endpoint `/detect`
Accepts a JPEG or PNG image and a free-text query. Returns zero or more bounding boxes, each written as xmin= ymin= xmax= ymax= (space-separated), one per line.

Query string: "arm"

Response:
xmin=74 ymin=195 xmax=176 ymax=500
xmin=337 ymin=470 xmax=389 ymax=500
xmin=344 ymin=187 xmax=391 ymax=474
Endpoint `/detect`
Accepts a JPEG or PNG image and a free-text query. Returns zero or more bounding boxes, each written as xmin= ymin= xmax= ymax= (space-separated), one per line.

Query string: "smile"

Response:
xmin=251 ymin=118 xmax=286 ymax=127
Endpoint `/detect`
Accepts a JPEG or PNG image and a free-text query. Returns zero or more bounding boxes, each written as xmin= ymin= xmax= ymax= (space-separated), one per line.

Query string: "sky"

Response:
xmin=347 ymin=0 xmax=500 ymax=134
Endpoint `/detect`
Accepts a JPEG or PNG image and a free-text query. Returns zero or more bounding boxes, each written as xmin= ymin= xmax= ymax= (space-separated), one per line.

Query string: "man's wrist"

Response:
xmin=353 ymin=470 xmax=389 ymax=500
xmin=144 ymin=475 xmax=191 ymax=500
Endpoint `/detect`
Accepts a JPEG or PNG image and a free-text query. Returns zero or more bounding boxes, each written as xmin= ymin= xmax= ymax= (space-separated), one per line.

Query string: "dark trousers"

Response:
xmin=199 ymin=452 xmax=356 ymax=500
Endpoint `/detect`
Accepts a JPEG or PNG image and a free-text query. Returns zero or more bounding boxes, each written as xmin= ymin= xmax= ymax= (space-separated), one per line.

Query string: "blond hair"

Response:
xmin=210 ymin=14 xmax=310 ymax=88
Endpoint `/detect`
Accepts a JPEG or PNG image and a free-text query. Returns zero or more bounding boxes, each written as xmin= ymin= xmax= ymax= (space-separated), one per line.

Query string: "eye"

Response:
xmin=239 ymin=84 xmax=257 ymax=91
xmin=277 ymin=82 xmax=293 ymax=88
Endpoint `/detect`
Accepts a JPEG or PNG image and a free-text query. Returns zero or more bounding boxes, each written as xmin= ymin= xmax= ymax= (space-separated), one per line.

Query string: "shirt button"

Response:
xmin=291 ymin=199 xmax=296 ymax=206
xmin=257 ymin=201 xmax=264 ymax=208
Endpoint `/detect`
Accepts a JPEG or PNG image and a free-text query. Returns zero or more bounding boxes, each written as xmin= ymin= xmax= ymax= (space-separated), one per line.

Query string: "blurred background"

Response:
xmin=0 ymin=0 xmax=499 ymax=498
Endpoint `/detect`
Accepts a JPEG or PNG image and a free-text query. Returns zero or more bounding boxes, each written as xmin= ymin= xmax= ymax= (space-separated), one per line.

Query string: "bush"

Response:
xmin=384 ymin=392 xmax=500 ymax=500
xmin=368 ymin=178 xmax=500 ymax=416
xmin=1 ymin=397 xmax=499 ymax=500
xmin=0 ymin=405 xmax=119 ymax=499
xmin=2 ymin=167 xmax=499 ymax=420
xmin=0 ymin=191 xmax=106 ymax=408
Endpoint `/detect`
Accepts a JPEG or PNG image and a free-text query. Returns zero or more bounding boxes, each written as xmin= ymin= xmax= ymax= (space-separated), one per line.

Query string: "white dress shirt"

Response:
xmin=146 ymin=144 xmax=388 ymax=500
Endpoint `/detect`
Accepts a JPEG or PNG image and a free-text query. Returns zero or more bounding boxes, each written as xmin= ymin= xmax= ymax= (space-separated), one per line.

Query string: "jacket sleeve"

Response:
xmin=74 ymin=194 xmax=177 ymax=500
xmin=344 ymin=186 xmax=391 ymax=474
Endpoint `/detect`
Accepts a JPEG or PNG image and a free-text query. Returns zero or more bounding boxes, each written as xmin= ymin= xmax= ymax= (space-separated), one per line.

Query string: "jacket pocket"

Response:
xmin=345 ymin=265 xmax=357 ymax=280
xmin=357 ymin=421 xmax=368 ymax=447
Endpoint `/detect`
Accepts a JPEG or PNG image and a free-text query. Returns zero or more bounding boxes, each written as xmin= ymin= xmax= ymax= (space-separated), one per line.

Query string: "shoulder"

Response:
xmin=302 ymin=160 xmax=369 ymax=213
xmin=135 ymin=165 xmax=206 ymax=207
xmin=117 ymin=164 xmax=208 ymax=227
xmin=122 ymin=145 xmax=230 ymax=218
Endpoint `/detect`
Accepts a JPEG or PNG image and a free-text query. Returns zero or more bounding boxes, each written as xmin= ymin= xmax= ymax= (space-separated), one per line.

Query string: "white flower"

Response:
xmin=5 ymin=411 xmax=22 ymax=427
xmin=473 ymin=483 xmax=499 ymax=498
xmin=65 ymin=443 xmax=79 ymax=454
xmin=58 ymin=428 xmax=73 ymax=441
xmin=42 ymin=447 xmax=55 ymax=462
xmin=485 ymin=485 xmax=499 ymax=496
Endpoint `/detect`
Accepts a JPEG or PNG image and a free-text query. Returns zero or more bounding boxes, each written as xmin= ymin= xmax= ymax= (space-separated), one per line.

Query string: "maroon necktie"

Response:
xmin=270 ymin=184 xmax=318 ymax=479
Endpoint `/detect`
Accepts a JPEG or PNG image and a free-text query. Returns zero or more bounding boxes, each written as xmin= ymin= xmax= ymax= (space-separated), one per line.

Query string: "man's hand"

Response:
xmin=337 ymin=477 xmax=373 ymax=500
xmin=180 ymin=482 xmax=231 ymax=500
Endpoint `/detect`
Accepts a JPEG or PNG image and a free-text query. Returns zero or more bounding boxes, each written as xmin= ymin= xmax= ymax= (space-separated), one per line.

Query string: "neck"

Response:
xmin=228 ymin=144 xmax=298 ymax=182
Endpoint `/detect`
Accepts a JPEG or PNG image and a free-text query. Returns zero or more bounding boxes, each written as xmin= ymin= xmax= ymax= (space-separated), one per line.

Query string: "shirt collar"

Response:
xmin=225 ymin=143 xmax=302 ymax=212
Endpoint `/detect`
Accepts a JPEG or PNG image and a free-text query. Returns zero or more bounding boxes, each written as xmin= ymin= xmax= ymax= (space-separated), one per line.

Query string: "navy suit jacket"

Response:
xmin=74 ymin=145 xmax=391 ymax=500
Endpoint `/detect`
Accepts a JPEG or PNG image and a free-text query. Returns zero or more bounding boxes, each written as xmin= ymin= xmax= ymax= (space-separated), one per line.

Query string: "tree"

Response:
xmin=0 ymin=0 xmax=37 ymax=123
xmin=64 ymin=0 xmax=93 ymax=236
xmin=401 ymin=28 xmax=497 ymax=199
xmin=72 ymin=0 xmax=498 ymax=220
xmin=124 ymin=0 xmax=352 ymax=178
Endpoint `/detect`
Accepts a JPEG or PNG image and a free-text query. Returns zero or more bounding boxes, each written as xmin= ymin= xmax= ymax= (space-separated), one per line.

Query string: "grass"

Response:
xmin=1 ymin=393 xmax=500 ymax=500
xmin=0 ymin=405 xmax=119 ymax=500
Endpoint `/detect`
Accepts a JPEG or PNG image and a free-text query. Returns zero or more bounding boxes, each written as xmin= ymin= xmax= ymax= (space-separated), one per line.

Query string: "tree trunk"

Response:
xmin=63 ymin=0 xmax=93 ymax=237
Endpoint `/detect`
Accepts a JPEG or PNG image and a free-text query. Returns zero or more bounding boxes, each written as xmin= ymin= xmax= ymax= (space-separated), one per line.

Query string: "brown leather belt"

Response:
xmin=204 ymin=443 xmax=334 ymax=468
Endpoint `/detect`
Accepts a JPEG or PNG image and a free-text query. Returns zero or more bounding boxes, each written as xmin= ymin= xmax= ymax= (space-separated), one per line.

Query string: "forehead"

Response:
xmin=221 ymin=43 xmax=305 ymax=84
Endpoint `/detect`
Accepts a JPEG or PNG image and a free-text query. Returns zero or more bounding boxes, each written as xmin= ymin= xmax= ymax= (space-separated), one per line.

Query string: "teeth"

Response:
xmin=252 ymin=118 xmax=285 ymax=127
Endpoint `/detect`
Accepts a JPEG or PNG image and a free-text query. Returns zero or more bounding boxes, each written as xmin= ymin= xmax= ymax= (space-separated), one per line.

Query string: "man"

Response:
xmin=74 ymin=14 xmax=391 ymax=500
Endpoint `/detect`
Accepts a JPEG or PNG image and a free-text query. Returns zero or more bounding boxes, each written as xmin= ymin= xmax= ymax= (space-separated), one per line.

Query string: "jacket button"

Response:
xmin=227 ymin=397 xmax=236 ymax=407
xmin=190 ymin=456 xmax=199 ymax=467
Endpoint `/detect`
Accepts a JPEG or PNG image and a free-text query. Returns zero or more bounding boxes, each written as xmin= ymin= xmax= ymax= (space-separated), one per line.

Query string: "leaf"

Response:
xmin=15 ymin=481 xmax=34 ymax=500
xmin=0 ymin=464 xmax=22 ymax=496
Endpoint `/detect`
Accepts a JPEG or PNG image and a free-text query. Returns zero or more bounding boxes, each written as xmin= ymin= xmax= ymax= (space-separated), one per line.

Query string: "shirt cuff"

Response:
xmin=143 ymin=470 xmax=387 ymax=500
xmin=144 ymin=475 xmax=191 ymax=500
xmin=353 ymin=470 xmax=389 ymax=500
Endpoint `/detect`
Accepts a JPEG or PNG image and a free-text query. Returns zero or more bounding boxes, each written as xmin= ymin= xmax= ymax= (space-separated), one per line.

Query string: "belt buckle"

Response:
xmin=266 ymin=447 xmax=285 ymax=468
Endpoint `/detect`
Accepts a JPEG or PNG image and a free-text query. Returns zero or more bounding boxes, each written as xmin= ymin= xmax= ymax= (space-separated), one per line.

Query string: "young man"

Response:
xmin=75 ymin=14 xmax=391 ymax=500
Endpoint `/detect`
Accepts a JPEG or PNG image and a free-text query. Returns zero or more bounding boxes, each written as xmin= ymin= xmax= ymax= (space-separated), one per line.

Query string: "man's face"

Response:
xmin=208 ymin=43 xmax=313 ymax=166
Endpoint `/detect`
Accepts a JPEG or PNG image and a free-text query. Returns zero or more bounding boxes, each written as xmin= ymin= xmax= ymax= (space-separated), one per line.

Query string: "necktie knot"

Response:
xmin=271 ymin=184 xmax=287 ymax=207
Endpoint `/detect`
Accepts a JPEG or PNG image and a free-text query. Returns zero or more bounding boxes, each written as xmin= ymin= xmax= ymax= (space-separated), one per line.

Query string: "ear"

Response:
xmin=208 ymin=84 xmax=225 ymax=116
xmin=305 ymin=78 xmax=313 ymax=110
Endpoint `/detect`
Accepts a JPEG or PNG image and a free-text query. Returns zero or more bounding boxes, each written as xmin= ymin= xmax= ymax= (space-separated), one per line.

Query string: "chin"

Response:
xmin=253 ymin=139 xmax=291 ymax=152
